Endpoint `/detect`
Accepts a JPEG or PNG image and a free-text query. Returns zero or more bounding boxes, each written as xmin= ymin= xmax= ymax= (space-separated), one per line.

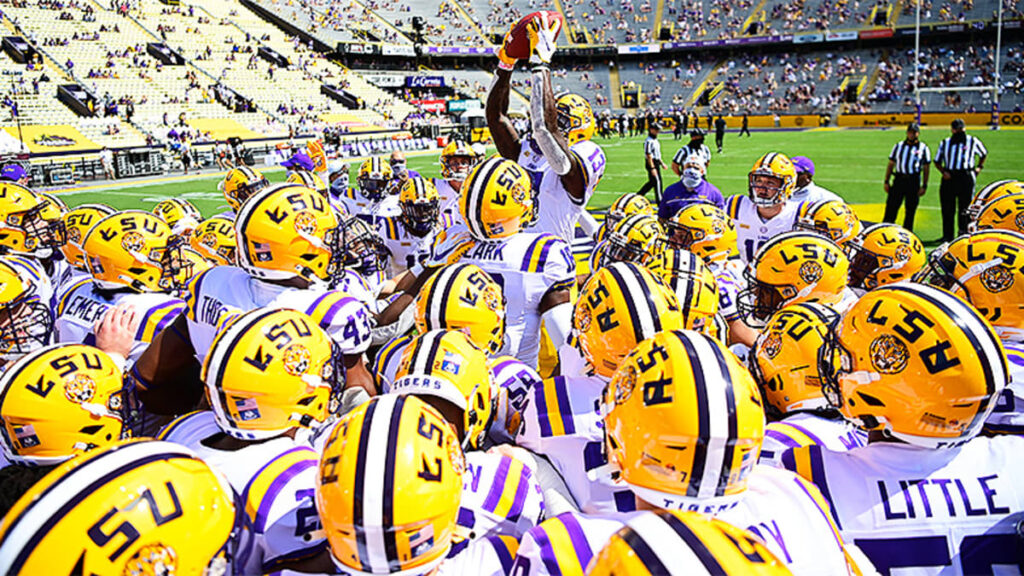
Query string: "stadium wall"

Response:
xmin=836 ymin=113 xmax=999 ymax=127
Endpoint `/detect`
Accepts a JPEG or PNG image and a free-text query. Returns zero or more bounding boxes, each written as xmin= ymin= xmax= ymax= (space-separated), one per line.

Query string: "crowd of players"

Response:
xmin=0 ymin=14 xmax=1021 ymax=576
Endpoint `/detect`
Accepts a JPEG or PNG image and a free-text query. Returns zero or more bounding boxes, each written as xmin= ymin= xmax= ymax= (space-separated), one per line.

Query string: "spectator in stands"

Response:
xmin=0 ymin=164 xmax=29 ymax=186
xmin=99 ymin=147 xmax=115 ymax=180
xmin=789 ymin=156 xmax=841 ymax=203
xmin=179 ymin=141 xmax=192 ymax=175
xmin=658 ymin=153 xmax=723 ymax=219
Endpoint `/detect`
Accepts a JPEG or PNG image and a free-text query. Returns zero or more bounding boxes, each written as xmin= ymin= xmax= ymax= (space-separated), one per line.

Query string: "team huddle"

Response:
xmin=0 ymin=13 xmax=1022 ymax=576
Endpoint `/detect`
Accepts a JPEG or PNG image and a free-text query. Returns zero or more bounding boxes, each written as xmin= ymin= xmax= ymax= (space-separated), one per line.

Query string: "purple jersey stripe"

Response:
xmin=507 ymin=464 xmax=532 ymax=522
xmin=135 ymin=299 xmax=183 ymax=340
xmin=305 ymin=292 xmax=334 ymax=316
xmin=319 ymin=296 xmax=355 ymax=328
xmin=253 ymin=458 xmax=317 ymax=533
xmin=520 ymin=235 xmax=549 ymax=272
xmin=792 ymin=477 xmax=843 ymax=548
xmin=552 ymin=377 xmax=576 ymax=435
xmin=242 ymin=447 xmax=314 ymax=520
xmin=765 ymin=428 xmax=802 ymax=449
xmin=559 ymin=513 xmax=594 ymax=570
xmin=482 ymin=456 xmax=512 ymax=512
xmin=488 ymin=536 xmax=515 ymax=573
xmin=535 ymin=380 xmax=554 ymax=438
xmin=535 ymin=237 xmax=555 ymax=271
xmin=783 ymin=421 xmax=826 ymax=446
xmin=807 ymin=447 xmax=842 ymax=529
xmin=532 ymin=525 xmax=563 ymax=576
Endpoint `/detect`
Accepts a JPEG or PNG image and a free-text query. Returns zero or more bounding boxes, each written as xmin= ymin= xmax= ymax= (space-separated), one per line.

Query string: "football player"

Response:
xmin=750 ymin=303 xmax=867 ymax=466
xmin=219 ymin=165 xmax=269 ymax=219
xmin=795 ymin=199 xmax=863 ymax=248
xmin=60 ymin=203 xmax=115 ymax=289
xmin=964 ymin=179 xmax=1024 ymax=222
xmin=648 ymin=247 xmax=725 ymax=341
xmin=0 ymin=256 xmax=54 ymax=369
xmin=158 ymin=308 xmax=336 ymax=572
xmin=846 ymin=223 xmax=926 ymax=293
xmin=343 ymin=157 xmax=400 ymax=222
xmin=591 ymin=213 xmax=666 ymax=273
xmin=513 ymin=330 xmax=866 ymax=575
xmin=516 ymin=262 xmax=685 ymax=514
xmin=378 ymin=177 xmax=442 ymax=280
xmin=0 ymin=439 xmax=252 ymax=575
xmin=727 ymin=153 xmax=807 ymax=263
xmin=487 ymin=15 xmax=605 ymax=245
xmin=434 ymin=140 xmax=481 ymax=222
xmin=665 ymin=203 xmax=759 ymax=346
xmin=389 ymin=329 xmax=545 ymax=542
xmin=0 ymin=183 xmax=65 ymax=298
xmin=595 ymin=192 xmax=655 ymax=242
xmin=132 ymin=184 xmax=374 ymax=415
xmin=336 ymin=215 xmax=390 ymax=300
xmin=316 ymin=395 xmax=516 ymax=575
xmin=152 ymin=197 xmax=202 ymax=236
xmin=784 ymin=283 xmax=1024 ymax=575
xmin=287 ymin=168 xmax=330 ymax=198
xmin=190 ymin=215 xmax=238 ymax=266
xmin=738 ymin=231 xmax=855 ymax=329
xmin=969 ymin=191 xmax=1024 ymax=234
xmin=55 ymin=210 xmax=186 ymax=366
xmin=915 ymin=229 xmax=1024 ymax=435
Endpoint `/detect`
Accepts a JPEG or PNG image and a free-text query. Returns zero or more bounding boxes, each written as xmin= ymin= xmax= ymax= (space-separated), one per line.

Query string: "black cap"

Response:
xmin=690 ymin=128 xmax=706 ymax=137
xmin=951 ymin=118 xmax=965 ymax=130
xmin=907 ymin=122 xmax=920 ymax=132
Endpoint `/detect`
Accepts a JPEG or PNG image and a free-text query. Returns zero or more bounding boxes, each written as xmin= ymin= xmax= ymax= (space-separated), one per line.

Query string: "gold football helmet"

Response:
xmin=664 ymin=203 xmax=738 ymax=261
xmin=220 ymin=166 xmax=269 ymax=212
xmin=750 ymin=303 xmax=839 ymax=418
xmin=598 ymin=213 xmax=666 ymax=270
xmin=392 ymin=329 xmax=495 ymax=449
xmin=399 ymin=177 xmax=441 ymax=236
xmin=357 ymin=157 xmax=394 ymax=202
xmin=152 ymin=198 xmax=202 ymax=234
xmin=0 ymin=257 xmax=52 ymax=360
xmin=0 ymin=439 xmax=251 ymax=575
xmin=61 ymin=203 xmax=115 ymax=271
xmin=971 ymin=192 xmax=1024 ymax=234
xmin=915 ymin=229 xmax=1024 ymax=337
xmin=440 ymin=140 xmax=481 ymax=181
xmin=190 ymin=216 xmax=238 ymax=266
xmin=587 ymin=510 xmax=791 ymax=576
xmin=604 ymin=330 xmax=765 ymax=508
xmin=235 ymin=184 xmax=341 ymax=283
xmin=846 ymin=223 xmax=926 ymax=290
xmin=738 ymin=232 xmax=849 ymax=327
xmin=648 ymin=247 xmax=720 ymax=335
xmin=414 ymin=263 xmax=506 ymax=355
xmin=575 ymin=262 xmax=685 ymax=378
xmin=317 ymin=395 xmax=464 ymax=575
xmin=556 ymin=93 xmax=595 ymax=145
xmin=0 ymin=183 xmax=67 ymax=258
xmin=82 ymin=210 xmax=173 ymax=292
xmin=796 ymin=199 xmax=863 ymax=247
xmin=160 ymin=243 xmax=211 ymax=294
xmin=460 ymin=157 xmax=535 ymax=240
xmin=605 ymin=193 xmax=655 ymax=236
xmin=287 ymin=169 xmax=329 ymax=197
xmin=820 ymin=283 xmax=1007 ymax=449
xmin=966 ymin=179 xmax=1024 ymax=222
xmin=202 ymin=308 xmax=340 ymax=440
xmin=338 ymin=215 xmax=389 ymax=279
xmin=0 ymin=344 xmax=130 ymax=465
xmin=748 ymin=152 xmax=797 ymax=207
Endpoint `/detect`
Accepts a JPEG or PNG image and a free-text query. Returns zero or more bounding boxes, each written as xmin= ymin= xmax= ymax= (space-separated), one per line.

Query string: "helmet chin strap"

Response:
xmin=958 ymin=257 xmax=1004 ymax=284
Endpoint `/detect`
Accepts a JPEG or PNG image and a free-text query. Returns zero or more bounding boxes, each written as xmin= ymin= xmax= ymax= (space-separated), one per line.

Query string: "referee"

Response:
xmin=934 ymin=118 xmax=987 ymax=241
xmin=882 ymin=123 xmax=930 ymax=232
xmin=637 ymin=122 xmax=665 ymax=203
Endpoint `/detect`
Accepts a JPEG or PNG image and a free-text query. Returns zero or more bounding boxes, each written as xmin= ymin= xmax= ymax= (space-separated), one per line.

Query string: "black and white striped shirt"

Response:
xmin=889 ymin=140 xmax=931 ymax=174
xmin=644 ymin=136 xmax=662 ymax=163
xmin=673 ymin=143 xmax=711 ymax=166
xmin=935 ymin=135 xmax=987 ymax=171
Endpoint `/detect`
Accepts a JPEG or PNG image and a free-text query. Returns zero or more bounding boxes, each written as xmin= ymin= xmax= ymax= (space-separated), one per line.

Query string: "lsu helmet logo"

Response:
xmin=870 ymin=334 xmax=909 ymax=374
xmin=282 ymin=343 xmax=312 ymax=376
xmin=293 ymin=211 xmax=318 ymax=236
xmin=121 ymin=231 xmax=145 ymax=253
xmin=614 ymin=365 xmax=637 ymax=405
xmin=63 ymin=373 xmax=97 ymax=404
xmin=761 ymin=332 xmax=783 ymax=360
xmin=799 ymin=261 xmax=823 ymax=284
xmin=981 ymin=264 xmax=1014 ymax=293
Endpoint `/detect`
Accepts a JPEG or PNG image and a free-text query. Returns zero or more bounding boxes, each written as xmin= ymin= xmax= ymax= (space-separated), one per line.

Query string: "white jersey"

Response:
xmin=47 ymin=258 xmax=83 ymax=306
xmin=519 ymin=136 xmax=607 ymax=245
xmin=517 ymin=374 xmax=636 ymax=514
xmin=372 ymin=333 xmax=413 ymax=394
xmin=185 ymin=266 xmax=372 ymax=364
xmin=433 ymin=178 xmax=462 ymax=223
xmin=377 ymin=216 xmax=436 ymax=279
xmin=489 ymin=356 xmax=542 ymax=445
xmin=783 ymin=437 xmax=1024 ymax=576
xmin=790 ymin=182 xmax=842 ymax=205
xmin=985 ymin=339 xmax=1024 ymax=435
xmin=6 ymin=255 xmax=53 ymax=309
xmin=759 ymin=412 xmax=867 ymax=468
xmin=455 ymin=233 xmax=575 ymax=369
xmin=460 ymin=450 xmax=544 ymax=541
xmin=727 ymin=195 xmax=807 ymax=263
xmin=708 ymin=258 xmax=745 ymax=323
xmin=157 ymin=411 xmax=324 ymax=572
xmin=55 ymin=280 xmax=185 ymax=363
xmin=513 ymin=466 xmax=858 ymax=576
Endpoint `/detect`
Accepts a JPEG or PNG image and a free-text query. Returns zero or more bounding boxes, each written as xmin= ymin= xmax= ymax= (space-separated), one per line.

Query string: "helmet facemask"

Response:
xmin=737 ymin=273 xmax=793 ymax=328
xmin=442 ymin=154 xmax=475 ymax=182
xmin=358 ymin=175 xmax=389 ymax=202
xmin=401 ymin=197 xmax=440 ymax=237
xmin=0 ymin=297 xmax=52 ymax=361
xmin=913 ymin=244 xmax=960 ymax=293
xmin=338 ymin=218 xmax=389 ymax=279
xmin=846 ymin=241 xmax=885 ymax=290
xmin=158 ymin=235 xmax=194 ymax=294
xmin=748 ymin=172 xmax=787 ymax=207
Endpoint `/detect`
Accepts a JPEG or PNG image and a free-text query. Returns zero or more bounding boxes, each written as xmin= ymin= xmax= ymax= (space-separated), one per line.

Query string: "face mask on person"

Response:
xmin=682 ymin=168 xmax=703 ymax=189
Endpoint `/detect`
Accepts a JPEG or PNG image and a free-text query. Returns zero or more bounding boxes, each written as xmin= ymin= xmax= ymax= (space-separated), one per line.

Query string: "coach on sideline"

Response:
xmin=934 ymin=118 xmax=987 ymax=241
xmin=882 ymin=123 xmax=930 ymax=232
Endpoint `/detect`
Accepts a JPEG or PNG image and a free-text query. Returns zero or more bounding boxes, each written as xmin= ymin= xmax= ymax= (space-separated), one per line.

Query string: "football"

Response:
xmin=503 ymin=10 xmax=564 ymax=59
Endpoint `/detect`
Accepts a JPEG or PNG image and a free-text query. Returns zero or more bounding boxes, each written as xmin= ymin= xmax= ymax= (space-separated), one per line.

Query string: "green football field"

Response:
xmin=55 ymin=127 xmax=1024 ymax=247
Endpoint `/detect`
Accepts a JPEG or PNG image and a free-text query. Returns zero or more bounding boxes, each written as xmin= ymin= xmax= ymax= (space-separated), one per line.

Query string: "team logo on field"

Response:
xmin=124 ymin=543 xmax=178 ymax=575
xmin=799 ymin=261 xmax=823 ymax=284
xmin=63 ymin=374 xmax=96 ymax=404
xmin=981 ymin=264 xmax=1014 ymax=293
xmin=121 ymin=231 xmax=145 ymax=253
xmin=282 ymin=344 xmax=312 ymax=376
xmin=614 ymin=365 xmax=637 ymax=405
xmin=870 ymin=334 xmax=909 ymax=374
xmin=293 ymin=211 xmax=318 ymax=236
xmin=761 ymin=332 xmax=783 ymax=359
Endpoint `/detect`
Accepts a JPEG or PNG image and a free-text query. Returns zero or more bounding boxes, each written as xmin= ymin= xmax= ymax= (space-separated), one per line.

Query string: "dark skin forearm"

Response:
xmin=486 ymin=68 xmax=521 ymax=160
xmin=535 ymin=67 xmax=587 ymax=200
xmin=134 ymin=314 xmax=205 ymax=415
